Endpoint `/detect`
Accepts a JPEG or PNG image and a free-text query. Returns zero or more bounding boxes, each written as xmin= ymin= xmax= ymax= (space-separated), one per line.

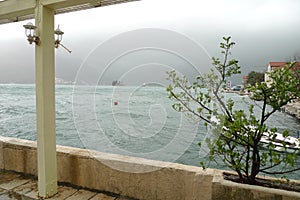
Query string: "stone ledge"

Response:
xmin=212 ymin=170 xmax=300 ymax=200
xmin=2 ymin=136 xmax=300 ymax=200
xmin=0 ymin=136 xmax=215 ymax=200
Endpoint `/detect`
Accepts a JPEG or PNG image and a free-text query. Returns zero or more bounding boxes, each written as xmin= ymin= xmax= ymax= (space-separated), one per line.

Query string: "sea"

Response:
xmin=1 ymin=84 xmax=300 ymax=178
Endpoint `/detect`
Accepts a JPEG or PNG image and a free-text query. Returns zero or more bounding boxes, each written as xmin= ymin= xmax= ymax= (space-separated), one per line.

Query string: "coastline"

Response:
xmin=236 ymin=89 xmax=300 ymax=121
xmin=282 ymin=100 xmax=300 ymax=121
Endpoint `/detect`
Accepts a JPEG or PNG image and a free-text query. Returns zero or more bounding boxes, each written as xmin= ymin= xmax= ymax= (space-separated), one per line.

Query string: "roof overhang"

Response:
xmin=0 ymin=0 xmax=139 ymax=24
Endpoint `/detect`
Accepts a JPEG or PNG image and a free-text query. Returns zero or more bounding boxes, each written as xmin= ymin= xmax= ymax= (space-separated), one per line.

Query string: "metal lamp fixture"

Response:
xmin=23 ymin=22 xmax=40 ymax=45
xmin=54 ymin=25 xmax=64 ymax=48
xmin=54 ymin=25 xmax=71 ymax=53
xmin=23 ymin=23 xmax=71 ymax=53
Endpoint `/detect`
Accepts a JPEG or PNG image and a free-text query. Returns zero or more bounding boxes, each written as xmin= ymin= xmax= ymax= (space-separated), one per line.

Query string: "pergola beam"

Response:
xmin=0 ymin=0 xmax=35 ymax=23
xmin=41 ymin=0 xmax=100 ymax=9
xmin=42 ymin=0 xmax=137 ymax=9
xmin=0 ymin=0 xmax=138 ymax=24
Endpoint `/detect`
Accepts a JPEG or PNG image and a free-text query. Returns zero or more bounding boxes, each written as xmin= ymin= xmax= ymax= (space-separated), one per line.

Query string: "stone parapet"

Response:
xmin=0 ymin=136 xmax=214 ymax=200
xmin=212 ymin=171 xmax=300 ymax=200
xmin=1 ymin=136 xmax=300 ymax=200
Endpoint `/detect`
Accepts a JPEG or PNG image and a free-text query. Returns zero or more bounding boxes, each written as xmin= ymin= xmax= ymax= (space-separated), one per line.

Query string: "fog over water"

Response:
xmin=0 ymin=0 xmax=300 ymax=85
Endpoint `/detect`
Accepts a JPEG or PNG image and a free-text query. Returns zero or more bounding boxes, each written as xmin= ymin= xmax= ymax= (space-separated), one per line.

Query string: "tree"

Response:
xmin=247 ymin=71 xmax=264 ymax=86
xmin=166 ymin=36 xmax=300 ymax=184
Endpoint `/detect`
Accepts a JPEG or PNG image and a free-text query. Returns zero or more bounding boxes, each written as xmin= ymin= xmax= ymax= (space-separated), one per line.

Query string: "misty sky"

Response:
xmin=0 ymin=0 xmax=300 ymax=85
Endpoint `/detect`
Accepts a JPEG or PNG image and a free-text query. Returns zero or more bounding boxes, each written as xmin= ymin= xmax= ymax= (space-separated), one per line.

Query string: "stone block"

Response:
xmin=212 ymin=171 xmax=300 ymax=200
xmin=126 ymin=170 xmax=158 ymax=199
xmin=3 ymin=144 xmax=37 ymax=175
xmin=192 ymin=168 xmax=215 ymax=200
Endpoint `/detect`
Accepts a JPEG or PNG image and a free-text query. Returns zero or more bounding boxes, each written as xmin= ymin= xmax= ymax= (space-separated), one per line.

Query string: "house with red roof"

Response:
xmin=265 ymin=62 xmax=300 ymax=87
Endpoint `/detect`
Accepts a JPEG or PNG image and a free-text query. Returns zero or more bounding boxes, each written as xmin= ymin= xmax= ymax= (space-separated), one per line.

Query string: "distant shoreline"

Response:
xmin=233 ymin=90 xmax=300 ymax=121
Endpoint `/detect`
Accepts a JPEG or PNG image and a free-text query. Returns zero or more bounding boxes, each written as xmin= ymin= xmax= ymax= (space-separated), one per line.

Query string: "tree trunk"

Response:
xmin=249 ymin=144 xmax=260 ymax=184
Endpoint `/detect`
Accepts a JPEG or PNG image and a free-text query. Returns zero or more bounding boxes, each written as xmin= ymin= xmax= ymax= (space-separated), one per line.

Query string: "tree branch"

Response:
xmin=261 ymin=167 xmax=300 ymax=175
xmin=176 ymin=81 xmax=214 ymax=113
xmin=259 ymin=163 xmax=281 ymax=172
xmin=170 ymin=91 xmax=211 ymax=124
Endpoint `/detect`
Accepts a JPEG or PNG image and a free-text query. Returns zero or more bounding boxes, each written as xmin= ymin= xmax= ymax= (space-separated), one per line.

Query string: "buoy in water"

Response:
xmin=114 ymin=101 xmax=118 ymax=105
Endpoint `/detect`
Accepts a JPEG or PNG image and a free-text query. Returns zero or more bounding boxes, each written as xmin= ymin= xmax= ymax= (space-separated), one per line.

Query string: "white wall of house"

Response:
xmin=265 ymin=64 xmax=272 ymax=87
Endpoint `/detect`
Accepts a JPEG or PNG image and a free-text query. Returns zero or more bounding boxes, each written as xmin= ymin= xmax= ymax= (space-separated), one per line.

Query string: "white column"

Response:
xmin=35 ymin=1 xmax=57 ymax=198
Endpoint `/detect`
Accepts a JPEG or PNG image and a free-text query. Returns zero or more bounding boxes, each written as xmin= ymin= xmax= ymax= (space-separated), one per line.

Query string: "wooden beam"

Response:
xmin=41 ymin=0 xmax=98 ymax=9
xmin=0 ymin=0 xmax=138 ymax=24
xmin=0 ymin=0 xmax=35 ymax=22
xmin=42 ymin=0 xmax=137 ymax=9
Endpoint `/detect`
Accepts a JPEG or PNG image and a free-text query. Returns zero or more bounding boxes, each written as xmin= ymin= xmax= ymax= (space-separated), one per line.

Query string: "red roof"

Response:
xmin=269 ymin=62 xmax=300 ymax=69
xmin=269 ymin=62 xmax=286 ymax=68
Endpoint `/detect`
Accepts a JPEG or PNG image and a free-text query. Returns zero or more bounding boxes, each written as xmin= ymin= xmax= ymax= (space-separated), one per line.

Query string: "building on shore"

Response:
xmin=264 ymin=62 xmax=300 ymax=87
xmin=264 ymin=62 xmax=300 ymax=120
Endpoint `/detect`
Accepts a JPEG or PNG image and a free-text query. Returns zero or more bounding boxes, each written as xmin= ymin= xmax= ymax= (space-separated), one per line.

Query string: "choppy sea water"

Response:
xmin=0 ymin=84 xmax=300 ymax=177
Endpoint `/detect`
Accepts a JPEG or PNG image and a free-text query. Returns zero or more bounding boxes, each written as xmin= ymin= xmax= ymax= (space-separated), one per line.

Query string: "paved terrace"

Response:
xmin=0 ymin=170 xmax=132 ymax=200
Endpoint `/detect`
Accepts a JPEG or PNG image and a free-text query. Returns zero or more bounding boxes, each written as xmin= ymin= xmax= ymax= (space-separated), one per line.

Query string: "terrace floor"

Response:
xmin=0 ymin=170 xmax=132 ymax=200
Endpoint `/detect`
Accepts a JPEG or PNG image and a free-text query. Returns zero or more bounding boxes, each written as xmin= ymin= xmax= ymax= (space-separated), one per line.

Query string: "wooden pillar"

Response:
xmin=35 ymin=1 xmax=57 ymax=198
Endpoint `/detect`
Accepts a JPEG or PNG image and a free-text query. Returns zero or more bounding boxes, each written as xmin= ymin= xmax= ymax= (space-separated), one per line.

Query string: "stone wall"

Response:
xmin=1 ymin=136 xmax=300 ymax=200
xmin=0 ymin=136 xmax=214 ymax=200
xmin=212 ymin=171 xmax=300 ymax=200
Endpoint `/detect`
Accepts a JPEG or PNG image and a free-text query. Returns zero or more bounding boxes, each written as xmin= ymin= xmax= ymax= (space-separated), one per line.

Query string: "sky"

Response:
xmin=0 ymin=0 xmax=300 ymax=85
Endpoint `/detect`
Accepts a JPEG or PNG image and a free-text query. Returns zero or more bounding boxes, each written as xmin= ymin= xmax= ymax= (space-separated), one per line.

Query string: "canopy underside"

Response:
xmin=0 ymin=0 xmax=138 ymax=24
